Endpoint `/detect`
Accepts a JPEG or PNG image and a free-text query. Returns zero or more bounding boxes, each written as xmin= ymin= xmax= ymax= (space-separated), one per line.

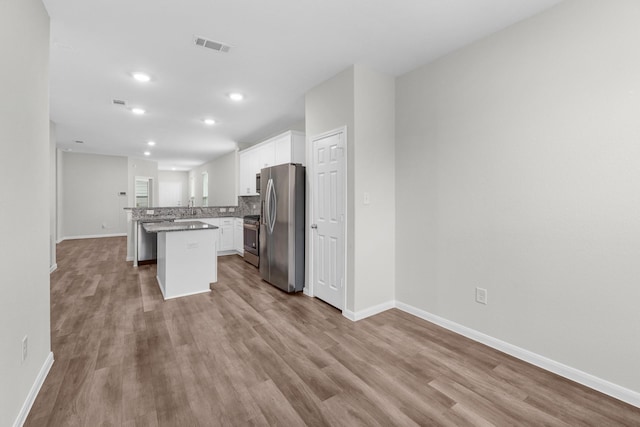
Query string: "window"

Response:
xmin=202 ymin=171 xmax=209 ymax=207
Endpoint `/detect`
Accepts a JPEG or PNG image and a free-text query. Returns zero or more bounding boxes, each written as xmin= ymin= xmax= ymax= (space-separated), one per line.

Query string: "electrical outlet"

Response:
xmin=476 ymin=287 xmax=488 ymax=305
xmin=228 ymin=207 xmax=235 ymax=212
xmin=101 ymin=223 xmax=107 ymax=229
xmin=22 ymin=336 xmax=28 ymax=363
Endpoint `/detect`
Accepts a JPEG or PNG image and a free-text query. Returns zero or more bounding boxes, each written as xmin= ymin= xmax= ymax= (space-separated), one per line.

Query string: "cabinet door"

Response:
xmin=218 ymin=218 xmax=234 ymax=251
xmin=234 ymin=221 xmax=244 ymax=254
xmin=257 ymin=143 xmax=275 ymax=172
xmin=219 ymin=224 xmax=234 ymax=251
xmin=239 ymin=150 xmax=258 ymax=195
xmin=274 ymin=135 xmax=291 ymax=165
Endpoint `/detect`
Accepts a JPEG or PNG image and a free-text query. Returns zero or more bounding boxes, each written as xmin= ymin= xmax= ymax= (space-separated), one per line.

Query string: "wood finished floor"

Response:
xmin=26 ymin=237 xmax=640 ymax=426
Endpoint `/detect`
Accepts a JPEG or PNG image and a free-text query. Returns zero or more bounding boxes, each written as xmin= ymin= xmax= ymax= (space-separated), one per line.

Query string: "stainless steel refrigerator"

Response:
xmin=259 ymin=163 xmax=305 ymax=292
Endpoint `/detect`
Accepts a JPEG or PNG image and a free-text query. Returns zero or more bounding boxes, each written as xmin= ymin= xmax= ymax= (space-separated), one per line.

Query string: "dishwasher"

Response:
xmin=138 ymin=219 xmax=173 ymax=263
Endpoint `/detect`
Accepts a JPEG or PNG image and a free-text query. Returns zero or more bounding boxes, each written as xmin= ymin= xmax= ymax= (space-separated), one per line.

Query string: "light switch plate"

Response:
xmin=476 ymin=287 xmax=488 ymax=305
xmin=363 ymin=192 xmax=370 ymax=205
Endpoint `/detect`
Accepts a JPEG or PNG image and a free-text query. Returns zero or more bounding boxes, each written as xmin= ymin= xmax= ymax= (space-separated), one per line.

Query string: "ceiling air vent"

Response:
xmin=194 ymin=36 xmax=231 ymax=53
xmin=113 ymin=99 xmax=126 ymax=106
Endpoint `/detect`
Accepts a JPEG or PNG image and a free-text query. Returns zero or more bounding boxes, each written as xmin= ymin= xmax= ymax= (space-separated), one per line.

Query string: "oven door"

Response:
xmin=243 ymin=222 xmax=259 ymax=256
xmin=243 ymin=221 xmax=260 ymax=267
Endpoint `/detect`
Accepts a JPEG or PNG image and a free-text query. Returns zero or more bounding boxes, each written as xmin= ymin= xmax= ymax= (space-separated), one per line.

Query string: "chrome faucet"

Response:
xmin=188 ymin=198 xmax=195 ymax=216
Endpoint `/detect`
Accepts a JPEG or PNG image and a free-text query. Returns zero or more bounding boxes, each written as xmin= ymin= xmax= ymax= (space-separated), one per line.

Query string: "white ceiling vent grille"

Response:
xmin=113 ymin=99 xmax=126 ymax=106
xmin=194 ymin=36 xmax=231 ymax=53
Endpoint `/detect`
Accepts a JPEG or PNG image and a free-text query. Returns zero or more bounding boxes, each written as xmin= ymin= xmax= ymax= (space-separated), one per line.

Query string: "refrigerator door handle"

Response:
xmin=264 ymin=179 xmax=271 ymax=229
xmin=267 ymin=178 xmax=277 ymax=233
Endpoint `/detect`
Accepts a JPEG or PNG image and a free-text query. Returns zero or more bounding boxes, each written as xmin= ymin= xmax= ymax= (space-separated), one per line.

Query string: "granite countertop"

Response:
xmin=142 ymin=221 xmax=219 ymax=233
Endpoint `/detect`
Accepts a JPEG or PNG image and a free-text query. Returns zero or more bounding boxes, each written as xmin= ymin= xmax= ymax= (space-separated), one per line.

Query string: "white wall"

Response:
xmin=126 ymin=157 xmax=158 ymax=259
xmin=395 ymin=0 xmax=640 ymax=394
xmin=305 ymin=65 xmax=396 ymax=313
xmin=158 ymin=170 xmax=189 ymax=207
xmin=56 ymin=148 xmax=64 ymax=243
xmin=128 ymin=157 xmax=159 ymax=207
xmin=188 ymin=150 xmax=238 ymax=206
xmin=0 ymin=1 xmax=51 ymax=426
xmin=49 ymin=122 xmax=57 ymax=270
xmin=352 ymin=66 xmax=396 ymax=312
xmin=306 ymin=67 xmax=356 ymax=310
xmin=61 ymin=152 xmax=128 ymax=239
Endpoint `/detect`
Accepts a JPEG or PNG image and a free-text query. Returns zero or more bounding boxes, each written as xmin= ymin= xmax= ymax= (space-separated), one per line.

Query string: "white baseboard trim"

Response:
xmin=59 ymin=233 xmax=127 ymax=241
xmin=49 ymin=263 xmax=57 ymax=274
xmin=394 ymin=301 xmax=640 ymax=409
xmin=343 ymin=300 xmax=396 ymax=322
xmin=13 ymin=351 xmax=54 ymax=427
xmin=126 ymin=256 xmax=134 ymax=262
xmin=163 ymin=289 xmax=211 ymax=301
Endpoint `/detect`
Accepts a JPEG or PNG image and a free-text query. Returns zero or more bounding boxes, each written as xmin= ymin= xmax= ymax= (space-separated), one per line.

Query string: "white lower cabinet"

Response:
xmin=218 ymin=218 xmax=234 ymax=252
xmin=176 ymin=217 xmax=242 ymax=254
xmin=234 ymin=218 xmax=244 ymax=254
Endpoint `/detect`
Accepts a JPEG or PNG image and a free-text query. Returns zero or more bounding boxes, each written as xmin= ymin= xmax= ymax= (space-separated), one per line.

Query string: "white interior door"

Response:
xmin=311 ymin=130 xmax=345 ymax=310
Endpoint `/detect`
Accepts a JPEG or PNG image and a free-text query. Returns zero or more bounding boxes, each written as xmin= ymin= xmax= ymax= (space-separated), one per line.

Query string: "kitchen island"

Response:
xmin=142 ymin=221 xmax=218 ymax=300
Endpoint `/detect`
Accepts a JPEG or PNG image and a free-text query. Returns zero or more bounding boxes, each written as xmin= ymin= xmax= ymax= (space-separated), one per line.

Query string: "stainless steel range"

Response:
xmin=243 ymin=215 xmax=260 ymax=267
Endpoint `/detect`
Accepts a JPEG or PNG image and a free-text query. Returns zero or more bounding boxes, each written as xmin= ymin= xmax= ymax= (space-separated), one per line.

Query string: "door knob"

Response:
xmin=311 ymin=224 xmax=317 ymax=229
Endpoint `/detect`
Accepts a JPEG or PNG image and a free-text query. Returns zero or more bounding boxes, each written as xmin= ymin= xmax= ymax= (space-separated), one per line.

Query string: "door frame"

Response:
xmin=305 ymin=126 xmax=348 ymax=312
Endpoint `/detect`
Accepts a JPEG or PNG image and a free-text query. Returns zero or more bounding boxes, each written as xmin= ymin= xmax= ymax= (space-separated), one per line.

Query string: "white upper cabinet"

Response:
xmin=238 ymin=131 xmax=305 ymax=197
xmin=257 ymin=143 xmax=275 ymax=171
xmin=239 ymin=149 xmax=259 ymax=195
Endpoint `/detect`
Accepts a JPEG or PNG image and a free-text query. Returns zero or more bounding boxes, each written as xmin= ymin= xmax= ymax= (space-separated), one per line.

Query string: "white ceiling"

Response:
xmin=44 ymin=0 xmax=562 ymax=170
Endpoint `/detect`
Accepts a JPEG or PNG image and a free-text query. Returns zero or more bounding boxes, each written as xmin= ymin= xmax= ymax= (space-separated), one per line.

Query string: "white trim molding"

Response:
xmin=13 ymin=352 xmax=54 ymax=427
xmin=60 ymin=233 xmax=127 ymax=241
xmin=49 ymin=264 xmax=58 ymax=274
xmin=394 ymin=301 xmax=640 ymax=409
xmin=343 ymin=300 xmax=396 ymax=322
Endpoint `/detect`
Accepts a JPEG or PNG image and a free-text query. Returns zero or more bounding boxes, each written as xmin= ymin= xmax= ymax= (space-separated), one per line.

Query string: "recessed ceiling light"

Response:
xmin=228 ymin=93 xmax=244 ymax=101
xmin=203 ymin=118 xmax=216 ymax=125
xmin=132 ymin=72 xmax=151 ymax=82
xmin=147 ymin=141 xmax=156 ymax=146
xmin=144 ymin=151 xmax=151 ymax=156
xmin=131 ymin=108 xmax=146 ymax=115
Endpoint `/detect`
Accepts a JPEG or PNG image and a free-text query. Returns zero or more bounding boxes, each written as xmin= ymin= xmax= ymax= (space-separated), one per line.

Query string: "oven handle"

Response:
xmin=243 ymin=222 xmax=259 ymax=231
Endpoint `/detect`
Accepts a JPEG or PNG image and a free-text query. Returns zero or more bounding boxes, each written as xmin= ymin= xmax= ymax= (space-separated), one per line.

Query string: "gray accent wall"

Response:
xmin=0 ymin=0 xmax=51 ymax=425
xmin=62 ymin=152 xmax=129 ymax=239
xmin=395 ymin=0 xmax=640 ymax=393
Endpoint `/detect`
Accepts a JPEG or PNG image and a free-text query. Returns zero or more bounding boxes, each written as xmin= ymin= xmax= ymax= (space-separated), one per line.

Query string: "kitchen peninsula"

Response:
xmin=142 ymin=220 xmax=218 ymax=300
xmin=126 ymin=200 xmax=260 ymax=266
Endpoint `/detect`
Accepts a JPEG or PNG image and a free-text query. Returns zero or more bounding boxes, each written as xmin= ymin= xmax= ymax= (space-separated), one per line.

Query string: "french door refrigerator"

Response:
xmin=259 ymin=163 xmax=305 ymax=292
